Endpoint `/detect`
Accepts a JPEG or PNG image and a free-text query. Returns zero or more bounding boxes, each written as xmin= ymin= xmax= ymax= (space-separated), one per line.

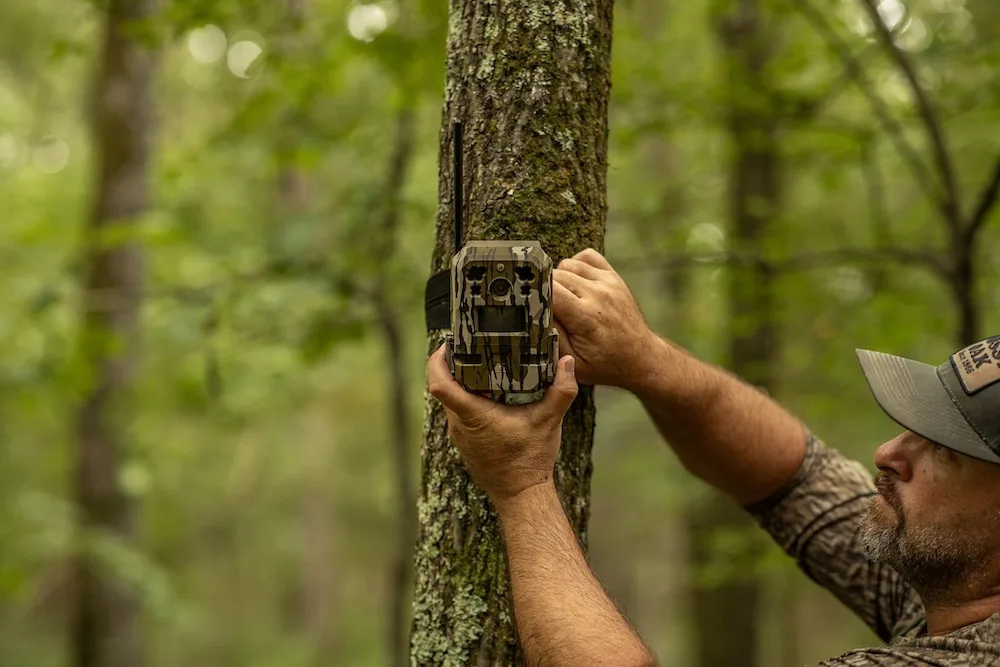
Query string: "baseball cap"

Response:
xmin=857 ymin=336 xmax=1000 ymax=464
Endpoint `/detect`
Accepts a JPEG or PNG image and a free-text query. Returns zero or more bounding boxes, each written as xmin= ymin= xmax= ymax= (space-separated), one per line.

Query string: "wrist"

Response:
xmin=620 ymin=330 xmax=673 ymax=396
xmin=492 ymin=479 xmax=559 ymax=525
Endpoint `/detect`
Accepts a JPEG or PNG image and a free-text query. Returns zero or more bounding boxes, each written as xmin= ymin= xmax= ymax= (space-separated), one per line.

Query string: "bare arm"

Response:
xmin=496 ymin=482 xmax=657 ymax=667
xmin=427 ymin=348 xmax=656 ymax=664
xmin=629 ymin=334 xmax=807 ymax=505
xmin=552 ymin=249 xmax=806 ymax=506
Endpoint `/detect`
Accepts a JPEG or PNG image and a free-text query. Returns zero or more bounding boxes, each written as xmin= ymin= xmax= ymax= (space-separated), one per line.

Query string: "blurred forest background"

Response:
xmin=3 ymin=0 xmax=1000 ymax=665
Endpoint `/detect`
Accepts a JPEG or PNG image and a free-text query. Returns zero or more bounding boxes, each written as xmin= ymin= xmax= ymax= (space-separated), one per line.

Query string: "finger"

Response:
xmin=552 ymin=320 xmax=578 ymax=370
xmin=427 ymin=344 xmax=494 ymax=420
xmin=558 ymin=258 xmax=605 ymax=281
xmin=553 ymin=276 xmax=580 ymax=304
xmin=552 ymin=281 xmax=587 ymax=329
xmin=573 ymin=248 xmax=613 ymax=271
xmin=553 ymin=320 xmax=574 ymax=354
xmin=539 ymin=355 xmax=579 ymax=418
xmin=554 ymin=268 xmax=591 ymax=298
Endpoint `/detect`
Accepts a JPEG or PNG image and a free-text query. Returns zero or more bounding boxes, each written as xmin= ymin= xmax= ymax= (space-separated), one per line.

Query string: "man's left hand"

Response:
xmin=427 ymin=344 xmax=579 ymax=507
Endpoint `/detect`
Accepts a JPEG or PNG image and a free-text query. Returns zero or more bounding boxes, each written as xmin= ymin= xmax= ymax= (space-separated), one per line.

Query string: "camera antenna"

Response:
xmin=453 ymin=120 xmax=463 ymax=254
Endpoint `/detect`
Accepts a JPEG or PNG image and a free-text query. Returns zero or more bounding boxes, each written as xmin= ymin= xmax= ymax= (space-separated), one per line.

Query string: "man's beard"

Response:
xmin=858 ymin=473 xmax=991 ymax=606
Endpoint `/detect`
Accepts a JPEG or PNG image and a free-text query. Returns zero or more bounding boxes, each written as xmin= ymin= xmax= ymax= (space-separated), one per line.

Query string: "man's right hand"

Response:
xmin=552 ymin=249 xmax=656 ymax=390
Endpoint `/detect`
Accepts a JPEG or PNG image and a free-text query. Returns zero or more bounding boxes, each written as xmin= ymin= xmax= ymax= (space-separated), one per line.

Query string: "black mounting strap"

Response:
xmin=424 ymin=270 xmax=451 ymax=331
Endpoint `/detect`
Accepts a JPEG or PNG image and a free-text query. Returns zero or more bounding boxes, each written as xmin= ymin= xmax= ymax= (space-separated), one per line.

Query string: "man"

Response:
xmin=427 ymin=248 xmax=1000 ymax=666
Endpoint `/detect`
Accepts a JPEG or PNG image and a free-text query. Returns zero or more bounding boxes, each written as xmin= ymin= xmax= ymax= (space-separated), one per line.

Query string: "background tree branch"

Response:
xmin=855 ymin=0 xmax=961 ymax=228
xmin=966 ymin=152 xmax=1000 ymax=239
xmin=615 ymin=247 xmax=947 ymax=276
xmin=787 ymin=0 xmax=939 ymax=209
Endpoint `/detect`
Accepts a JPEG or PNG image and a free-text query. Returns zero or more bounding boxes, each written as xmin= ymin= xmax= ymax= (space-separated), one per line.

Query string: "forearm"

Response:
xmin=495 ymin=482 xmax=656 ymax=667
xmin=629 ymin=334 xmax=807 ymax=505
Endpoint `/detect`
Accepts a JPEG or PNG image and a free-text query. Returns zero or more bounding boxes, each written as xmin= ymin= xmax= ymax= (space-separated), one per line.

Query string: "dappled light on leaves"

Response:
xmin=348 ymin=4 xmax=389 ymax=42
xmin=5 ymin=0 xmax=1000 ymax=664
xmin=227 ymin=40 xmax=263 ymax=79
xmin=685 ymin=222 xmax=726 ymax=257
xmin=31 ymin=136 xmax=68 ymax=174
xmin=824 ymin=267 xmax=873 ymax=305
xmin=224 ymin=30 xmax=265 ymax=79
xmin=897 ymin=16 xmax=932 ymax=52
xmin=187 ymin=24 xmax=227 ymax=64
xmin=877 ymin=0 xmax=907 ymax=33
xmin=0 ymin=128 xmax=18 ymax=169
xmin=118 ymin=461 xmax=152 ymax=499
xmin=879 ymin=71 xmax=913 ymax=105
xmin=942 ymin=7 xmax=974 ymax=42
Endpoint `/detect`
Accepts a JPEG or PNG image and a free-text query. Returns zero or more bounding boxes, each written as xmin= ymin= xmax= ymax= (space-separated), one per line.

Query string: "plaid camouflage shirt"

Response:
xmin=745 ymin=434 xmax=1000 ymax=666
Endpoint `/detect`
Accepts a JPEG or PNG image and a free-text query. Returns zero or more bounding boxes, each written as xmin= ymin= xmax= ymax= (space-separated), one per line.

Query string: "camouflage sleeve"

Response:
xmin=813 ymin=615 xmax=1000 ymax=665
xmin=744 ymin=434 xmax=924 ymax=642
xmin=814 ymin=646 xmax=1000 ymax=666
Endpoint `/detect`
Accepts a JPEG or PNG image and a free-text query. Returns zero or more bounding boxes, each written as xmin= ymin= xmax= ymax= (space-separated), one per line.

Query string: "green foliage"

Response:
xmin=299 ymin=309 xmax=367 ymax=363
xmin=3 ymin=0 xmax=1000 ymax=665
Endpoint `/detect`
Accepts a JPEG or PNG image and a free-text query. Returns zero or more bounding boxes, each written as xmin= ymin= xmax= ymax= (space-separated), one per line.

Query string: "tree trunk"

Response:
xmin=300 ymin=444 xmax=335 ymax=664
xmin=267 ymin=0 xmax=341 ymax=657
xmin=688 ymin=2 xmax=780 ymax=666
xmin=375 ymin=107 xmax=418 ymax=667
xmin=73 ymin=1 xmax=156 ymax=667
xmin=409 ymin=0 xmax=614 ymax=663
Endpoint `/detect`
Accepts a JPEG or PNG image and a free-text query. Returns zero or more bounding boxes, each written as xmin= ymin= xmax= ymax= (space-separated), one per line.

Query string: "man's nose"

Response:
xmin=873 ymin=432 xmax=915 ymax=482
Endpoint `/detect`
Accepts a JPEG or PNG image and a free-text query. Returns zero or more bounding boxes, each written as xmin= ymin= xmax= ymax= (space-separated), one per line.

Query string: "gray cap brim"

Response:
xmin=856 ymin=349 xmax=1000 ymax=464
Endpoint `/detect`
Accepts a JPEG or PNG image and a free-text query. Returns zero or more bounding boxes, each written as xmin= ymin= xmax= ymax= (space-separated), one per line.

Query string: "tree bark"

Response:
xmin=687 ymin=2 xmax=780 ymax=667
xmin=73 ymin=1 xmax=156 ymax=667
xmin=409 ymin=0 xmax=614 ymax=663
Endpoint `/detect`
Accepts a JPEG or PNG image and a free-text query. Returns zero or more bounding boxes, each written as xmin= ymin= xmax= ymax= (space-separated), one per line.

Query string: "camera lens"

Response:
xmin=489 ymin=278 xmax=512 ymax=298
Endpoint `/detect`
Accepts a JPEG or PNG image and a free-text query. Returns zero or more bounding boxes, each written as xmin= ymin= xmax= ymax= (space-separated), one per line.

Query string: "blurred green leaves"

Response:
xmin=2 ymin=0 xmax=1000 ymax=664
xmin=299 ymin=308 xmax=367 ymax=363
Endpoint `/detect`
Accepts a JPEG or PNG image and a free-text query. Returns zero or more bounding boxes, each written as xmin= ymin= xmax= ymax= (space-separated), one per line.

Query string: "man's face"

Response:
xmin=859 ymin=431 xmax=1000 ymax=602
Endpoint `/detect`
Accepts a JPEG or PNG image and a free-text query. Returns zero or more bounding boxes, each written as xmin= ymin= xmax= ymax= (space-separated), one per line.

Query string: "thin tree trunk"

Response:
xmin=688 ymin=2 xmax=780 ymax=666
xmin=283 ymin=128 xmax=337 ymax=667
xmin=646 ymin=139 xmax=690 ymax=343
xmin=275 ymin=97 xmax=336 ymax=667
xmin=950 ymin=243 xmax=978 ymax=346
xmin=409 ymin=0 xmax=614 ymax=663
xmin=378 ymin=304 xmax=415 ymax=667
xmin=301 ymin=448 xmax=335 ymax=663
xmin=374 ymin=107 xmax=418 ymax=667
xmin=73 ymin=1 xmax=156 ymax=666
xmin=267 ymin=0 xmax=340 ymax=657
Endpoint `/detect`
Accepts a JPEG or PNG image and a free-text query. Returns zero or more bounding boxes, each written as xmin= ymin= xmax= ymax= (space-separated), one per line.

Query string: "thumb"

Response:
xmin=540 ymin=355 xmax=578 ymax=417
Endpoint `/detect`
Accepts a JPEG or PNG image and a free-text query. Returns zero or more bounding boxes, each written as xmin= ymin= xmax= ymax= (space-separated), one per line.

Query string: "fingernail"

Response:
xmin=566 ymin=356 xmax=575 ymax=376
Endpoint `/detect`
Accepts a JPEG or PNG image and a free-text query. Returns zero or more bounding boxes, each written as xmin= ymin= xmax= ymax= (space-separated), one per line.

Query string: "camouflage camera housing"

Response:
xmin=445 ymin=241 xmax=559 ymax=404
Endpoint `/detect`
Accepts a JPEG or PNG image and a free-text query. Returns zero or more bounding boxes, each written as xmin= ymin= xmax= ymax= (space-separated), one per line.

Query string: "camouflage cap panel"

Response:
xmin=449 ymin=241 xmax=557 ymax=398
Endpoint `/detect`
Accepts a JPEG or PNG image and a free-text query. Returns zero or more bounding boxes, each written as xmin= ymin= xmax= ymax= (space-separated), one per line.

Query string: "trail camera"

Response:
xmin=424 ymin=121 xmax=559 ymax=404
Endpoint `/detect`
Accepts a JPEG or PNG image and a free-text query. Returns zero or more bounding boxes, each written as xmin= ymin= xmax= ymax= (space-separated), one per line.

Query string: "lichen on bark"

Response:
xmin=409 ymin=0 xmax=614 ymax=664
